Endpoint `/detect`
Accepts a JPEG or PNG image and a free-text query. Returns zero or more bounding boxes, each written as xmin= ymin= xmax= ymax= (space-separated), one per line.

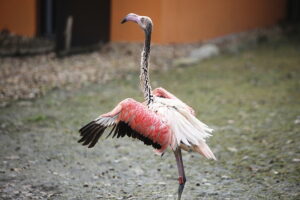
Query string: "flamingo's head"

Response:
xmin=121 ymin=13 xmax=152 ymax=33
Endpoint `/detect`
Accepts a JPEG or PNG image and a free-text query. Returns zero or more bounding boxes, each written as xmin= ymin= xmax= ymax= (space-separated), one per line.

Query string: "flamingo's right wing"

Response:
xmin=79 ymin=98 xmax=171 ymax=152
xmin=153 ymin=87 xmax=195 ymax=115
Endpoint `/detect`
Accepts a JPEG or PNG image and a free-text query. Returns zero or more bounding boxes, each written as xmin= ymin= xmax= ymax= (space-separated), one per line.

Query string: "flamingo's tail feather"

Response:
xmin=193 ymin=143 xmax=217 ymax=160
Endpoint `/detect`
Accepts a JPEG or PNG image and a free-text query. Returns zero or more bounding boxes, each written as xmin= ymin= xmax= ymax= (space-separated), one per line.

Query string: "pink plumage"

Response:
xmin=118 ymin=98 xmax=171 ymax=151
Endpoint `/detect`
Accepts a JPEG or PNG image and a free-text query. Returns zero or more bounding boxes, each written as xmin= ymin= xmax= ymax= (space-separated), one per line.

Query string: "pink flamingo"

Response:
xmin=78 ymin=13 xmax=216 ymax=200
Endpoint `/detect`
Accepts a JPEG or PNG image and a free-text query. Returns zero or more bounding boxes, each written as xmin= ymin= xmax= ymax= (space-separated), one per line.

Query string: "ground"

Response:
xmin=0 ymin=34 xmax=300 ymax=199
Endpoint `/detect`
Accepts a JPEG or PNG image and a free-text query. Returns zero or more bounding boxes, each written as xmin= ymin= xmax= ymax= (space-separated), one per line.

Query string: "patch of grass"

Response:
xmin=26 ymin=114 xmax=50 ymax=122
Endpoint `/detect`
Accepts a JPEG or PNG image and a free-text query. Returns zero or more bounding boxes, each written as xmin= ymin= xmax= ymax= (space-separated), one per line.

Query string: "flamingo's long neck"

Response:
xmin=140 ymin=24 xmax=154 ymax=105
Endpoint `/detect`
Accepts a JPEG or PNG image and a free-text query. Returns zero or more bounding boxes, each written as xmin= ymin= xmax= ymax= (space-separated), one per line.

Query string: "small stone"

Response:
xmin=5 ymin=155 xmax=20 ymax=160
xmin=132 ymin=167 xmax=144 ymax=176
xmin=242 ymin=156 xmax=249 ymax=160
xmin=190 ymin=44 xmax=219 ymax=61
xmin=249 ymin=165 xmax=259 ymax=172
xmin=221 ymin=175 xmax=230 ymax=180
xmin=10 ymin=168 xmax=22 ymax=172
xmin=227 ymin=147 xmax=238 ymax=152
xmin=83 ymin=183 xmax=89 ymax=187
xmin=13 ymin=190 xmax=20 ymax=195
xmin=227 ymin=120 xmax=235 ymax=124
xmin=292 ymin=158 xmax=300 ymax=162
xmin=286 ymin=140 xmax=293 ymax=144
xmin=1 ymin=123 xmax=7 ymax=128
xmin=294 ymin=119 xmax=300 ymax=124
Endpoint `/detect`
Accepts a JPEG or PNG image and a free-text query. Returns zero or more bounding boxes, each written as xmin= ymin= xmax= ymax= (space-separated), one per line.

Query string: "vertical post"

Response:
xmin=45 ymin=0 xmax=53 ymax=38
xmin=64 ymin=16 xmax=73 ymax=53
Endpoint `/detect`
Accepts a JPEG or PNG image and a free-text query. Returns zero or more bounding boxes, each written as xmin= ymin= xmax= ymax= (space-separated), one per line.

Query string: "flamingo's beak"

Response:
xmin=121 ymin=13 xmax=140 ymax=24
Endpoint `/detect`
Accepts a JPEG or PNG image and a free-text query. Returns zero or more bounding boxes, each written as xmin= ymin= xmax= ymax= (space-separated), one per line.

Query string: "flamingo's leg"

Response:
xmin=174 ymin=148 xmax=186 ymax=200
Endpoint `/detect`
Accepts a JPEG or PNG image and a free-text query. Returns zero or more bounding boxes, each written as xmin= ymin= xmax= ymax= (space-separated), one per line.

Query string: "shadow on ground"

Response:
xmin=0 ymin=37 xmax=300 ymax=199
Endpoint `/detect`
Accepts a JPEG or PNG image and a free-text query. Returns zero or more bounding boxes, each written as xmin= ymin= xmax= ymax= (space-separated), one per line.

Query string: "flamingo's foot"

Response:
xmin=177 ymin=176 xmax=186 ymax=200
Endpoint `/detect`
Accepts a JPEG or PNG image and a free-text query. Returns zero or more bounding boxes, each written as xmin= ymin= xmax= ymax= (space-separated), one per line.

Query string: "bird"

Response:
xmin=78 ymin=13 xmax=216 ymax=200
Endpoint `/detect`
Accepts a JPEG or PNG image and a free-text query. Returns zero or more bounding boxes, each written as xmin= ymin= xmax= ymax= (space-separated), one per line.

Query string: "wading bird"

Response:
xmin=78 ymin=13 xmax=216 ymax=200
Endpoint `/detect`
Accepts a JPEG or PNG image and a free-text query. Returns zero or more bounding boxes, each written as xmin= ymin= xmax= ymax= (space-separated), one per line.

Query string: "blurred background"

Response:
xmin=0 ymin=0 xmax=299 ymax=199
xmin=0 ymin=0 xmax=299 ymax=54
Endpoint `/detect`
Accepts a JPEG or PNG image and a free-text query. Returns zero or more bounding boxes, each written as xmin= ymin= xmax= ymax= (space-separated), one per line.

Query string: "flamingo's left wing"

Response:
xmin=79 ymin=118 xmax=163 ymax=149
xmin=78 ymin=115 xmax=117 ymax=148
xmin=79 ymin=98 xmax=171 ymax=151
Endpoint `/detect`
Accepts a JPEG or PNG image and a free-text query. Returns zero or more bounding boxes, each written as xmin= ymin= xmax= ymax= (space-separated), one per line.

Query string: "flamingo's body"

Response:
xmin=79 ymin=13 xmax=216 ymax=200
xmin=79 ymin=89 xmax=215 ymax=158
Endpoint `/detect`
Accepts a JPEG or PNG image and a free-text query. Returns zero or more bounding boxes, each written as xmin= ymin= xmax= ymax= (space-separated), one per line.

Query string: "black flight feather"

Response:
xmin=78 ymin=120 xmax=162 ymax=150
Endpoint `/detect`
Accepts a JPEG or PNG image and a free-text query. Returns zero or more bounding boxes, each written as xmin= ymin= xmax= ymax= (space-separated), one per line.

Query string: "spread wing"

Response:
xmin=78 ymin=98 xmax=170 ymax=151
xmin=152 ymin=88 xmax=216 ymax=160
xmin=79 ymin=118 xmax=161 ymax=149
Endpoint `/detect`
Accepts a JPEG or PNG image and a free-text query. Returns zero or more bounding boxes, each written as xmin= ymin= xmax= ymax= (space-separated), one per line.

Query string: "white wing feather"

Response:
xmin=94 ymin=115 xmax=117 ymax=126
xmin=152 ymin=97 xmax=216 ymax=160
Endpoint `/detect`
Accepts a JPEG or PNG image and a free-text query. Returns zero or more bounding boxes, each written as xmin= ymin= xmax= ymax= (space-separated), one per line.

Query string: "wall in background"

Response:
xmin=0 ymin=0 xmax=287 ymax=43
xmin=0 ymin=0 xmax=37 ymax=37
xmin=111 ymin=0 xmax=287 ymax=43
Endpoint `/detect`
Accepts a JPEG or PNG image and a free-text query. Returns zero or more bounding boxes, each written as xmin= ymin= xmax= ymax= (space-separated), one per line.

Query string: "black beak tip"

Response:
xmin=121 ymin=18 xmax=127 ymax=24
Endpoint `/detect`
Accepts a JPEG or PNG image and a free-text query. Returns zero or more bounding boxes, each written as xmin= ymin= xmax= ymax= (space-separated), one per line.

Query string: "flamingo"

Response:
xmin=78 ymin=13 xmax=216 ymax=200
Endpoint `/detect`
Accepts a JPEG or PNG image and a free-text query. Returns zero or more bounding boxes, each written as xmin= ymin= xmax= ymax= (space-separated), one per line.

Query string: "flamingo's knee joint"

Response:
xmin=178 ymin=176 xmax=186 ymax=185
